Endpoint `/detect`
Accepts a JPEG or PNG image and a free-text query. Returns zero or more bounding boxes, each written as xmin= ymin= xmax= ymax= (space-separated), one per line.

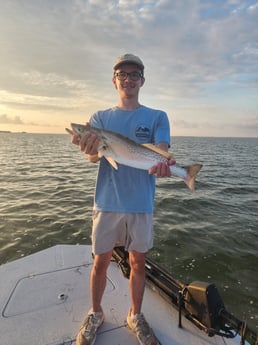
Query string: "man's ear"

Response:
xmin=112 ymin=76 xmax=118 ymax=89
xmin=140 ymin=77 xmax=145 ymax=87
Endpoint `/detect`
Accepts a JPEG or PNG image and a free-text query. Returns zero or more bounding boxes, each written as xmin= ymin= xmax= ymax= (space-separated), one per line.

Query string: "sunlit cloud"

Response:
xmin=0 ymin=114 xmax=24 ymax=125
xmin=0 ymin=0 xmax=257 ymax=136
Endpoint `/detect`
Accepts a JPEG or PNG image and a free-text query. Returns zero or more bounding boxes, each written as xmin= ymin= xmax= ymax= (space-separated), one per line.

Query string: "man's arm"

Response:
xmin=156 ymin=142 xmax=169 ymax=152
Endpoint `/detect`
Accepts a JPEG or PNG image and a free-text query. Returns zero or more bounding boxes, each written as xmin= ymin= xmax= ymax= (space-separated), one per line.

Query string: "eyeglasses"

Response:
xmin=114 ymin=71 xmax=143 ymax=81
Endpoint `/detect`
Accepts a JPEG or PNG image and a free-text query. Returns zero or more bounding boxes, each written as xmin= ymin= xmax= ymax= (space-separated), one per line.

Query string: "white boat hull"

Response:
xmin=0 ymin=245 xmax=241 ymax=345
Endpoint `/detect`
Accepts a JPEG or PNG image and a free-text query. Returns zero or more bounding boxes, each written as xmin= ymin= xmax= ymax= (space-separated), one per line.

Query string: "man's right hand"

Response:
xmin=69 ymin=126 xmax=100 ymax=162
xmin=76 ymin=131 xmax=100 ymax=156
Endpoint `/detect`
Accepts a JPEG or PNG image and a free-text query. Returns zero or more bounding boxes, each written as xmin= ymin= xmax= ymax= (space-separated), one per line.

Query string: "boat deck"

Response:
xmin=0 ymin=245 xmax=241 ymax=345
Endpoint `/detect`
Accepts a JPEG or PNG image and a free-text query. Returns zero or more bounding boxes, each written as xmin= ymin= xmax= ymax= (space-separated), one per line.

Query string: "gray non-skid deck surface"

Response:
xmin=0 ymin=245 xmax=240 ymax=345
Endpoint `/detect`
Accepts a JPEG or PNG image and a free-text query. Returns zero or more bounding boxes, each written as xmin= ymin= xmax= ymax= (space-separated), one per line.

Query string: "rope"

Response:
xmin=240 ymin=321 xmax=247 ymax=345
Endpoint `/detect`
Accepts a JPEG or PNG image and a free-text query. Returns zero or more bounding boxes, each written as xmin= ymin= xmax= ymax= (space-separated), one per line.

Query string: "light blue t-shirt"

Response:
xmin=89 ymin=105 xmax=171 ymax=213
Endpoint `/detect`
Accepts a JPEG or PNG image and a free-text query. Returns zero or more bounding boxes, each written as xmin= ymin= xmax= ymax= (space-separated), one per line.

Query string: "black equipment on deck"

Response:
xmin=112 ymin=246 xmax=257 ymax=345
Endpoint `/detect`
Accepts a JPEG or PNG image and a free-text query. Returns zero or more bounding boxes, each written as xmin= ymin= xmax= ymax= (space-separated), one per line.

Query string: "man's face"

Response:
xmin=112 ymin=64 xmax=145 ymax=99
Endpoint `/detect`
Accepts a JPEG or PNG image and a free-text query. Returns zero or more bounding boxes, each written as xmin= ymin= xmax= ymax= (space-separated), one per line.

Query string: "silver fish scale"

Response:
xmin=70 ymin=123 xmax=203 ymax=191
xmin=102 ymin=130 xmax=167 ymax=163
xmin=74 ymin=125 xmax=168 ymax=165
xmin=71 ymin=124 xmax=167 ymax=163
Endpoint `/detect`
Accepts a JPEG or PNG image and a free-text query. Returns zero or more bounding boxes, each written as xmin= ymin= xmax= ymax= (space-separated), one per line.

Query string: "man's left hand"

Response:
xmin=149 ymin=159 xmax=176 ymax=177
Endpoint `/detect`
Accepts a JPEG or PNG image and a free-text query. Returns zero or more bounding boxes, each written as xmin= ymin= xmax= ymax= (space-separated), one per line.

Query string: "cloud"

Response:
xmin=0 ymin=70 xmax=113 ymax=112
xmin=174 ymin=115 xmax=258 ymax=136
xmin=174 ymin=119 xmax=200 ymax=129
xmin=1 ymin=0 xmax=257 ymax=87
xmin=239 ymin=115 xmax=258 ymax=130
xmin=247 ymin=2 xmax=258 ymax=12
xmin=0 ymin=114 xmax=24 ymax=125
xmin=0 ymin=113 xmax=60 ymax=128
xmin=0 ymin=0 xmax=257 ymax=136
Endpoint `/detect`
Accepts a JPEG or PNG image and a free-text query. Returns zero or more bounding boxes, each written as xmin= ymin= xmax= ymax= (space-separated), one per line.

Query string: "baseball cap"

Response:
xmin=113 ymin=53 xmax=144 ymax=71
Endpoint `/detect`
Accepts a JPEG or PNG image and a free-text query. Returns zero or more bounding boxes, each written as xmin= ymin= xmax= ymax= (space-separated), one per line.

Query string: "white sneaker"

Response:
xmin=76 ymin=311 xmax=104 ymax=345
xmin=127 ymin=309 xmax=158 ymax=345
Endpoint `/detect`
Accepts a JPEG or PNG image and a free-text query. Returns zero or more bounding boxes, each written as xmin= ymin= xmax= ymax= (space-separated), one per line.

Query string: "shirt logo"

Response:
xmin=135 ymin=125 xmax=150 ymax=139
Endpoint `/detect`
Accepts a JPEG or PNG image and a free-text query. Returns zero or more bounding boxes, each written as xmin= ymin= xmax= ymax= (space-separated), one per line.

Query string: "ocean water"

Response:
xmin=0 ymin=132 xmax=257 ymax=330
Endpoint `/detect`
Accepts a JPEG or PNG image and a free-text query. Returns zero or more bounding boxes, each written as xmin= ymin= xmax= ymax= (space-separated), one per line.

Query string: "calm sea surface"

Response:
xmin=0 ymin=132 xmax=257 ymax=330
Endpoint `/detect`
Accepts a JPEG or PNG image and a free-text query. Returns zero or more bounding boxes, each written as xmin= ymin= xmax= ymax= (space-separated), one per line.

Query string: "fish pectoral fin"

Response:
xmin=141 ymin=143 xmax=173 ymax=159
xmin=105 ymin=157 xmax=118 ymax=170
xmin=97 ymin=144 xmax=107 ymax=158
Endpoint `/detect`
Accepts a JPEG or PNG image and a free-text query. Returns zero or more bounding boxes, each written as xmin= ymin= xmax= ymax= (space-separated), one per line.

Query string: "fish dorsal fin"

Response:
xmin=141 ymin=143 xmax=173 ymax=159
xmin=105 ymin=156 xmax=118 ymax=170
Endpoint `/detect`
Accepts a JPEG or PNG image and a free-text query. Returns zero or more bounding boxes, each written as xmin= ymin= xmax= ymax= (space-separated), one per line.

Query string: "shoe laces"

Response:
xmin=83 ymin=313 xmax=101 ymax=335
xmin=134 ymin=313 xmax=152 ymax=336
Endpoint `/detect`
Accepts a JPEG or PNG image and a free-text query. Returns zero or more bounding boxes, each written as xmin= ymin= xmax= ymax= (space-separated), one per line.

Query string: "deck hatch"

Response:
xmin=3 ymin=264 xmax=115 ymax=317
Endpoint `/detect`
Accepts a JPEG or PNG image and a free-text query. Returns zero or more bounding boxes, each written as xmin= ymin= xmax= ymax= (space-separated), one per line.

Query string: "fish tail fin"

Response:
xmin=184 ymin=164 xmax=203 ymax=191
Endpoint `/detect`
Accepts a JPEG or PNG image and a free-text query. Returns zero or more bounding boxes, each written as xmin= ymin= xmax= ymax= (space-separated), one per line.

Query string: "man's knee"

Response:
xmin=92 ymin=251 xmax=112 ymax=274
xmin=129 ymin=251 xmax=146 ymax=274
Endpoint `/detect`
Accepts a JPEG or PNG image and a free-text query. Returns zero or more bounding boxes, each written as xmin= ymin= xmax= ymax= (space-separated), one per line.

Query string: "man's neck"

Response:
xmin=117 ymin=99 xmax=141 ymax=111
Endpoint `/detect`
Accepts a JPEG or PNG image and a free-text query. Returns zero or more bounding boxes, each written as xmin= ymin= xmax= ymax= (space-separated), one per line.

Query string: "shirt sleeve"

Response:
xmin=154 ymin=111 xmax=171 ymax=147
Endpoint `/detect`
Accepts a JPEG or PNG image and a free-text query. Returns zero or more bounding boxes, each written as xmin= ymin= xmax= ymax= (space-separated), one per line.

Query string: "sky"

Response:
xmin=0 ymin=0 xmax=257 ymax=137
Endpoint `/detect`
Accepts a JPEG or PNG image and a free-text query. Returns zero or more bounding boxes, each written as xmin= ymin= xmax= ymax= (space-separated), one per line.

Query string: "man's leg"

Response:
xmin=129 ymin=250 xmax=146 ymax=315
xmin=76 ymin=250 xmax=113 ymax=345
xmin=91 ymin=250 xmax=113 ymax=312
xmin=127 ymin=250 xmax=158 ymax=345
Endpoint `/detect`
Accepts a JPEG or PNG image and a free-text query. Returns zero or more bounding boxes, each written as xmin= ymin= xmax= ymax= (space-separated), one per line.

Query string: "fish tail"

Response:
xmin=183 ymin=164 xmax=203 ymax=191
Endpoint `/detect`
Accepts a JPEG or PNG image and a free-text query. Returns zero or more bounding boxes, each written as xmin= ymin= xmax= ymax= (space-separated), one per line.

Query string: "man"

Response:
xmin=73 ymin=54 xmax=175 ymax=345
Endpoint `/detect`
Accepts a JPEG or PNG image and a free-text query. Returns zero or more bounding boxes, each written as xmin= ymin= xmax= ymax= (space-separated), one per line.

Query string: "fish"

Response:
xmin=66 ymin=123 xmax=203 ymax=191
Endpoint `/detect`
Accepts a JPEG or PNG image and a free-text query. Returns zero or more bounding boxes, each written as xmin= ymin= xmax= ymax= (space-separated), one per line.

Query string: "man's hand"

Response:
xmin=149 ymin=158 xmax=176 ymax=177
xmin=70 ymin=122 xmax=100 ymax=162
xmin=77 ymin=131 xmax=100 ymax=155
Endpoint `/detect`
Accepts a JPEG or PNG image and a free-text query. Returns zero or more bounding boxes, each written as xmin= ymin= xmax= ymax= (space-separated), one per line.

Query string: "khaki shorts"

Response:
xmin=91 ymin=211 xmax=154 ymax=255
